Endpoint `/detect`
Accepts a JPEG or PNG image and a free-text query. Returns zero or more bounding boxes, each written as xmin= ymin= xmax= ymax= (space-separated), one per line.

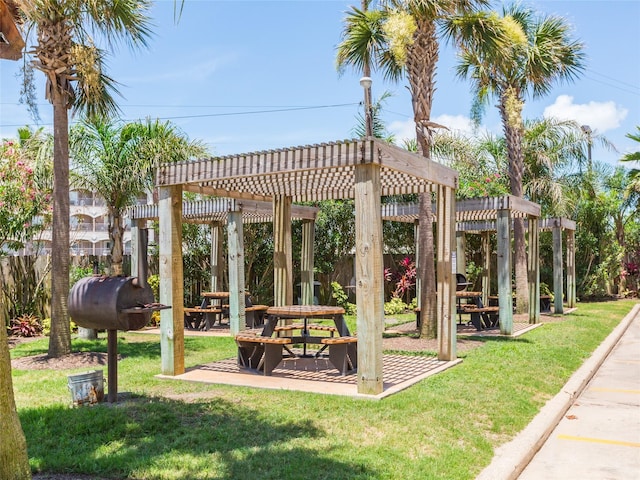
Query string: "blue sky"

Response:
xmin=1 ymin=0 xmax=638 ymax=166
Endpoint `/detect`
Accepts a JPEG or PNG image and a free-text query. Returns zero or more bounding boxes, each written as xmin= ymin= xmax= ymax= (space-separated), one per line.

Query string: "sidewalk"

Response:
xmin=477 ymin=302 xmax=640 ymax=480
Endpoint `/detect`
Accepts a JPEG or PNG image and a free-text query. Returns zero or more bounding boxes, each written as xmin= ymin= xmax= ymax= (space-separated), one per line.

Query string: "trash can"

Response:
xmin=67 ymin=370 xmax=104 ymax=406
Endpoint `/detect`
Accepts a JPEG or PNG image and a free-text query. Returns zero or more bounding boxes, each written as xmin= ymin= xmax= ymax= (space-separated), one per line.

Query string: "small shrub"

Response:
xmin=41 ymin=317 xmax=51 ymax=336
xmin=147 ymin=274 xmax=160 ymax=300
xmin=41 ymin=318 xmax=78 ymax=335
xmin=331 ymin=281 xmax=356 ymax=315
xmin=149 ymin=311 xmax=161 ymax=327
xmin=384 ymin=297 xmax=408 ymax=315
xmin=10 ymin=314 xmax=42 ymax=337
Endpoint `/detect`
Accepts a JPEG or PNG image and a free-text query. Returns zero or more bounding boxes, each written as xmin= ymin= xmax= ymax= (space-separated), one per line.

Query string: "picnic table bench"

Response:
xmin=235 ymin=334 xmax=293 ymax=376
xmin=183 ymin=306 xmax=223 ymax=330
xmin=460 ymin=305 xmax=499 ymax=330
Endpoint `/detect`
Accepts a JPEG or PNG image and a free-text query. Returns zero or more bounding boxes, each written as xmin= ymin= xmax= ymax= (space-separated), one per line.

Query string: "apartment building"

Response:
xmin=6 ymin=188 xmax=148 ymax=256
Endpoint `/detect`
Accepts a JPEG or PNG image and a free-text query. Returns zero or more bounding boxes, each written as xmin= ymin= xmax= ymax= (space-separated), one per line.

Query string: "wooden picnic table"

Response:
xmin=235 ymin=305 xmax=357 ymax=376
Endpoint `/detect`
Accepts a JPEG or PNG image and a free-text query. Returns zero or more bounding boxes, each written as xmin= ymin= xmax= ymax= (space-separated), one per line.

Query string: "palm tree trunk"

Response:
xmin=418 ymin=193 xmax=437 ymax=338
xmin=48 ymin=93 xmax=71 ymax=358
xmin=109 ymin=208 xmax=124 ymax=276
xmin=408 ymin=18 xmax=439 ymax=338
xmin=500 ymin=91 xmax=529 ymax=314
xmin=0 ymin=324 xmax=31 ymax=480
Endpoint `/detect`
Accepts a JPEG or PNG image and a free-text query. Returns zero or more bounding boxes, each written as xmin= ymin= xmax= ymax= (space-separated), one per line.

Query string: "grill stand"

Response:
xmin=107 ymin=329 xmax=118 ymax=403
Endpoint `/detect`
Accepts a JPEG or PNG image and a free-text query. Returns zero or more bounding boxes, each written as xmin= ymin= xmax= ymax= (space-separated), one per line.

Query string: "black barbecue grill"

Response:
xmin=68 ymin=229 xmax=169 ymax=402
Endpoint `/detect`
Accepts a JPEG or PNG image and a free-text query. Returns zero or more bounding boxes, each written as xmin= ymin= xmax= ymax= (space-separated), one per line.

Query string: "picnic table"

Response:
xmin=235 ymin=305 xmax=357 ymax=376
xmin=184 ymin=292 xmax=229 ymax=330
xmin=457 ymin=291 xmax=499 ymax=330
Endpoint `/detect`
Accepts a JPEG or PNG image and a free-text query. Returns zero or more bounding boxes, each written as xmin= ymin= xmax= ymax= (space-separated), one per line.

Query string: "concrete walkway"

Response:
xmin=477 ymin=303 xmax=640 ymax=480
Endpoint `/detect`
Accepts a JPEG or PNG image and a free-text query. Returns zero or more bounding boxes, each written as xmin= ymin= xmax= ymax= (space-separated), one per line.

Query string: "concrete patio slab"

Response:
xmin=158 ymin=352 xmax=462 ymax=399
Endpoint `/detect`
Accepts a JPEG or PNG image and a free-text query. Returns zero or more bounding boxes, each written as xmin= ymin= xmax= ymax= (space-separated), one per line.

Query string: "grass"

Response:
xmin=10 ymin=299 xmax=638 ymax=480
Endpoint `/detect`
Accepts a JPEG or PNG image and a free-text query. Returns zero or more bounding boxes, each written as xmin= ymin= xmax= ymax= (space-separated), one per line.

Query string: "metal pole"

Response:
xmin=107 ymin=329 xmax=118 ymax=403
xmin=360 ymin=77 xmax=373 ymax=138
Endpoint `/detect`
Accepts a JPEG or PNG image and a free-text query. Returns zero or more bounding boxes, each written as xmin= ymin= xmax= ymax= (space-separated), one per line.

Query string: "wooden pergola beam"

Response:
xmin=0 ymin=0 xmax=24 ymax=61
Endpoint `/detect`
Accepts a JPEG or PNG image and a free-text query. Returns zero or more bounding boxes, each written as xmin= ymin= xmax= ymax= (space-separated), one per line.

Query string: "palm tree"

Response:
xmin=451 ymin=3 xmax=585 ymax=312
xmin=338 ymin=0 xmax=489 ymax=338
xmin=0 ymin=127 xmax=52 ymax=480
xmin=0 ymin=324 xmax=30 ymax=480
xmin=70 ymin=116 xmax=208 ymax=276
xmin=15 ymin=0 xmax=153 ymax=357
xmin=621 ymin=126 xmax=640 ymax=194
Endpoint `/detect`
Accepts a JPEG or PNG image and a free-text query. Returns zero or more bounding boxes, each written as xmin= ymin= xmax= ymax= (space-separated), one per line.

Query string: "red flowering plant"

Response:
xmin=0 ymin=140 xmax=51 ymax=252
xmin=384 ymin=256 xmax=416 ymax=304
xmin=621 ymin=261 xmax=639 ymax=294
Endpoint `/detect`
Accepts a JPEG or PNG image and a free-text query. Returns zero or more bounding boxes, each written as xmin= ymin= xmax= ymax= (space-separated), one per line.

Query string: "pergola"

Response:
xmin=128 ymin=197 xmax=319 ymax=306
xmin=155 ymin=138 xmax=459 ymax=395
xmin=382 ymin=195 xmax=542 ymax=334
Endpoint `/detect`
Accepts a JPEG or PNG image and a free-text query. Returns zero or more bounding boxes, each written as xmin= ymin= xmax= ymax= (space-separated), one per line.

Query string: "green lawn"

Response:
xmin=10 ymin=299 xmax=638 ymax=480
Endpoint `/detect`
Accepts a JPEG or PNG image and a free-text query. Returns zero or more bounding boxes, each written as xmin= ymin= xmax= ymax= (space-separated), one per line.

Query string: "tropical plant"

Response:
xmin=351 ymin=90 xmax=396 ymax=142
xmin=0 ymin=133 xmax=52 ymax=332
xmin=15 ymin=0 xmax=153 ymax=358
xmin=620 ymin=126 xmax=640 ymax=194
xmin=9 ymin=314 xmax=42 ymax=337
xmin=0 ymin=138 xmax=51 ymax=251
xmin=450 ymin=3 xmax=585 ymax=313
xmin=384 ymin=296 xmax=409 ymax=314
xmin=70 ymin=116 xmax=207 ymax=275
xmin=331 ymin=281 xmax=357 ymax=315
xmin=384 ymin=256 xmax=416 ymax=303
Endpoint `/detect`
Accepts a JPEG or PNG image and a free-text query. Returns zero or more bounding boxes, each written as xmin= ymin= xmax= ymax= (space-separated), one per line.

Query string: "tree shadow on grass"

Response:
xmin=21 ymin=395 xmax=371 ymax=479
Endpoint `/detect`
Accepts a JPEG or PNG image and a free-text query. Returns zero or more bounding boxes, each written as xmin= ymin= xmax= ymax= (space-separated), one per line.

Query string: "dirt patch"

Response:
xmin=11 ymin=351 xmax=113 ymax=371
xmin=383 ymin=321 xmax=482 ymax=352
xmin=8 ymin=335 xmax=118 ymax=371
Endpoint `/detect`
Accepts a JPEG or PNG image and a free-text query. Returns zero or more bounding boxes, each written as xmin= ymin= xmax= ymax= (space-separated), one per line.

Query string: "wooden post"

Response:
xmin=130 ymin=219 xmax=141 ymax=278
xmin=456 ymin=231 xmax=466 ymax=275
xmin=158 ymin=185 xmax=184 ymax=376
xmin=354 ymin=163 xmax=384 ymax=395
xmin=496 ymin=208 xmax=513 ymax=334
xmin=528 ymin=216 xmax=540 ymax=324
xmin=273 ymin=195 xmax=293 ymax=307
xmin=436 ymin=185 xmax=456 ymax=361
xmin=414 ymin=221 xmax=421 ymax=309
xmin=227 ymin=209 xmax=246 ymax=335
xmin=300 ymin=219 xmax=315 ymax=305
xmin=210 ymin=221 xmax=223 ymax=292
xmin=552 ymin=224 xmax=564 ymax=314
xmin=481 ymin=231 xmax=491 ymax=307
xmin=566 ymin=229 xmax=576 ymax=308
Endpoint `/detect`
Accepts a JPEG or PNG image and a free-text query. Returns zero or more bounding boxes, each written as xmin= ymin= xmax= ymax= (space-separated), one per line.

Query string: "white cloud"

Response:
xmin=542 ymin=94 xmax=628 ymax=133
xmin=388 ymin=119 xmax=415 ymax=144
xmin=389 ymin=113 xmax=491 ymax=145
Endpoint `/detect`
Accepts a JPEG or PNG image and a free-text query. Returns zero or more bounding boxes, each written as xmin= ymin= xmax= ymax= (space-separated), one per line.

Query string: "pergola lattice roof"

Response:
xmin=382 ymin=195 xmax=541 ymax=225
xmin=128 ymin=198 xmax=318 ymax=224
xmin=157 ymin=138 xmax=458 ymax=202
